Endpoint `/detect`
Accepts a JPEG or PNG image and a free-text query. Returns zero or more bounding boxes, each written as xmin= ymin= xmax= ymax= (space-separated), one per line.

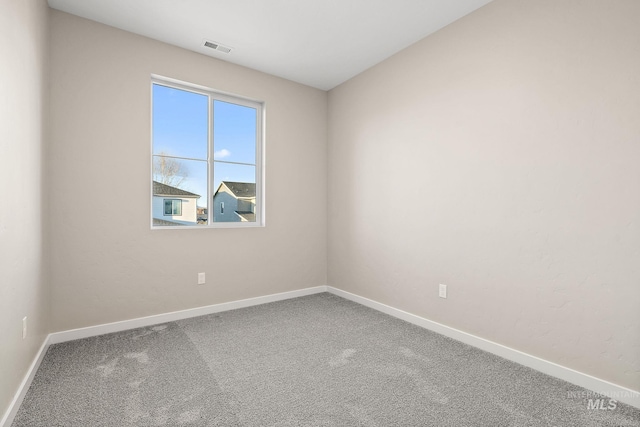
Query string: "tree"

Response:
xmin=153 ymin=152 xmax=189 ymax=188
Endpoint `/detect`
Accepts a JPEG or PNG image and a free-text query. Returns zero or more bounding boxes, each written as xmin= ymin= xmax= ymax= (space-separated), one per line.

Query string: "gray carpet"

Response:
xmin=12 ymin=293 xmax=640 ymax=426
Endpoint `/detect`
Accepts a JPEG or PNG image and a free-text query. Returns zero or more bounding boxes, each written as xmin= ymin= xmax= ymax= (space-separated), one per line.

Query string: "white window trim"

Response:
xmin=150 ymin=75 xmax=265 ymax=229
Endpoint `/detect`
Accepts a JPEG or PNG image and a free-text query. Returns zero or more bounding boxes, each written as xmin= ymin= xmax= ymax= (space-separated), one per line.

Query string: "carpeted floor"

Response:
xmin=12 ymin=293 xmax=640 ymax=426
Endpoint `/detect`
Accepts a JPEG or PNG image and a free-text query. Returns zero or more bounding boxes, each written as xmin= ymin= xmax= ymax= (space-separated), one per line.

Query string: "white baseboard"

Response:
xmin=2 ymin=285 xmax=327 ymax=427
xmin=49 ymin=286 xmax=328 ymax=344
xmin=1 ymin=336 xmax=50 ymax=427
xmin=327 ymin=286 xmax=640 ymax=410
xmin=3 ymin=283 xmax=637 ymax=427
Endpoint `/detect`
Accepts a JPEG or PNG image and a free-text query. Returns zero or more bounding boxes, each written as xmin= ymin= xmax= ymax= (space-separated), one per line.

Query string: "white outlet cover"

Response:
xmin=198 ymin=272 xmax=206 ymax=285
xmin=439 ymin=284 xmax=447 ymax=299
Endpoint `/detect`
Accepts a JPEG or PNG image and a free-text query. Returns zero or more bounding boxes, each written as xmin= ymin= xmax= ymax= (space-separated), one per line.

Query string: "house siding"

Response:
xmin=152 ymin=196 xmax=198 ymax=224
xmin=212 ymin=191 xmax=239 ymax=222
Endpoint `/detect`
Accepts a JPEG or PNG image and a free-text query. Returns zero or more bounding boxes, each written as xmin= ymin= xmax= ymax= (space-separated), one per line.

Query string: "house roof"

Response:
xmin=153 ymin=218 xmax=184 ymax=226
xmin=236 ymin=212 xmax=256 ymax=222
xmin=218 ymin=181 xmax=256 ymax=198
xmin=153 ymin=181 xmax=200 ymax=198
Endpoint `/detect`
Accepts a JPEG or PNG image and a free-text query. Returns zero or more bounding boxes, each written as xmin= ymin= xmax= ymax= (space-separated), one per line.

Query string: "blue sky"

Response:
xmin=152 ymin=84 xmax=256 ymax=207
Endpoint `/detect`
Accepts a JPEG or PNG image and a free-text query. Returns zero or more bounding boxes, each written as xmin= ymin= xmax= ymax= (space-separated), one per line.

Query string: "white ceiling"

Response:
xmin=47 ymin=0 xmax=493 ymax=90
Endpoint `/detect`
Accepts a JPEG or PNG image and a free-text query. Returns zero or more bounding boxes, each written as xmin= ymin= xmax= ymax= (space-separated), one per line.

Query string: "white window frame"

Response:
xmin=150 ymin=75 xmax=265 ymax=229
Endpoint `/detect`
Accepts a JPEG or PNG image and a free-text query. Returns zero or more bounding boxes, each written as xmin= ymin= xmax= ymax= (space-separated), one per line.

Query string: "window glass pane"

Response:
xmin=172 ymin=200 xmax=182 ymax=215
xmin=212 ymin=162 xmax=256 ymax=223
xmin=213 ymin=100 xmax=256 ymax=164
xmin=153 ymin=84 xmax=208 ymax=160
xmin=153 ymin=157 xmax=208 ymax=226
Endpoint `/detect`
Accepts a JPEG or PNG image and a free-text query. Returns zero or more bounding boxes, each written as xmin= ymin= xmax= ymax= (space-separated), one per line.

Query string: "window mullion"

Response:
xmin=255 ymin=103 xmax=262 ymax=225
xmin=208 ymin=94 xmax=214 ymax=226
xmin=152 ymin=154 xmax=207 ymax=163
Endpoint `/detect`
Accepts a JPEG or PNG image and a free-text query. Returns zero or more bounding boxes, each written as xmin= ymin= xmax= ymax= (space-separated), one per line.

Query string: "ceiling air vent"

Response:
xmin=203 ymin=40 xmax=232 ymax=54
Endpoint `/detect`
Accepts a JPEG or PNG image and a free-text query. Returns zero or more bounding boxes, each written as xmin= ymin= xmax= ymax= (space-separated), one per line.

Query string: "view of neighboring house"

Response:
xmin=213 ymin=181 xmax=256 ymax=222
xmin=152 ymin=181 xmax=200 ymax=226
xmin=196 ymin=207 xmax=208 ymax=224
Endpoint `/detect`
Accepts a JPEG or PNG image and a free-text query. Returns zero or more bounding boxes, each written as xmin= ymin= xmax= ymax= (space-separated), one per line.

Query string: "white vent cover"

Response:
xmin=203 ymin=40 xmax=232 ymax=54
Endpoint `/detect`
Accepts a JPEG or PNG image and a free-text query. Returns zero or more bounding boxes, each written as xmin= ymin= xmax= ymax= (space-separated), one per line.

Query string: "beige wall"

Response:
xmin=328 ymin=0 xmax=640 ymax=391
xmin=49 ymin=10 xmax=327 ymax=331
xmin=0 ymin=0 xmax=50 ymax=418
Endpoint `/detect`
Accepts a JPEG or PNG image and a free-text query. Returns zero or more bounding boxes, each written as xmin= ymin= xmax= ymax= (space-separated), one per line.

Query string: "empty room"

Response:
xmin=1 ymin=0 xmax=639 ymax=425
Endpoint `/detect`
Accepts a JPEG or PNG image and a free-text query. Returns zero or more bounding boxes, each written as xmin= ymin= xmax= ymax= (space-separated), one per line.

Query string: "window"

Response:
xmin=151 ymin=77 xmax=263 ymax=228
xmin=164 ymin=199 xmax=182 ymax=216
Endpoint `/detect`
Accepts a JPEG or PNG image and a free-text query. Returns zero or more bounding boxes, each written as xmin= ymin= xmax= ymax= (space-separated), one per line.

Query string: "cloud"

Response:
xmin=214 ymin=148 xmax=231 ymax=159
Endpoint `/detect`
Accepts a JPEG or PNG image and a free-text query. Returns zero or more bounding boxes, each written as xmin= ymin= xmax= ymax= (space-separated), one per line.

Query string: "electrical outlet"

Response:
xmin=198 ymin=272 xmax=206 ymax=285
xmin=22 ymin=317 xmax=27 ymax=339
xmin=439 ymin=284 xmax=447 ymax=299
